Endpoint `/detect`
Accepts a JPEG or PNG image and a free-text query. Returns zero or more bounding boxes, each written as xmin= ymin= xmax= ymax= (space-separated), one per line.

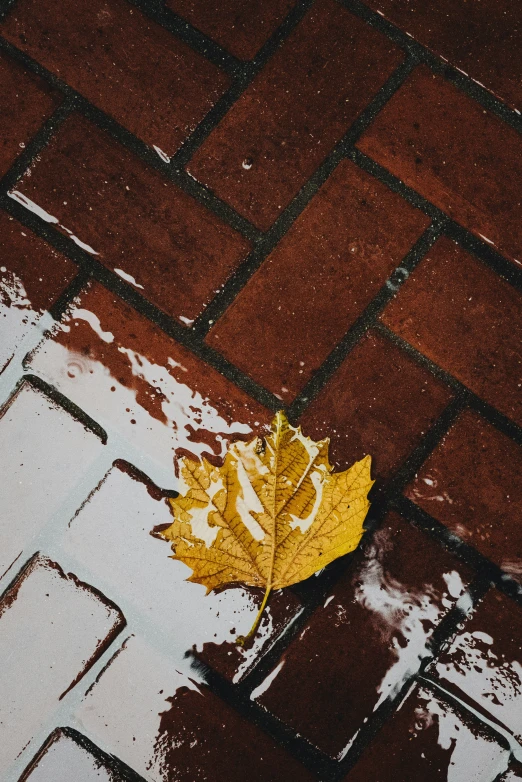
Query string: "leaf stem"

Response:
xmin=236 ymin=584 xmax=271 ymax=646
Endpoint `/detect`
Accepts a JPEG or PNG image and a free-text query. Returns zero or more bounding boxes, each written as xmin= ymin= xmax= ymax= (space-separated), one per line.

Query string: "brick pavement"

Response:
xmin=0 ymin=0 xmax=521 ymax=780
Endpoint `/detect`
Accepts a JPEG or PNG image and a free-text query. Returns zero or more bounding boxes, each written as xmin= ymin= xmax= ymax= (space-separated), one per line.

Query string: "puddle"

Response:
xmin=74 ymin=634 xmax=312 ymax=782
xmin=0 ymin=383 xmax=103 ymax=580
xmin=251 ymin=513 xmax=472 ymax=758
xmin=29 ymin=282 xmax=270 ymax=488
xmin=56 ymin=464 xmax=300 ymax=683
xmin=433 ymin=589 xmax=522 ymax=741
xmin=21 ymin=730 xmax=118 ymax=781
xmin=0 ymin=556 xmax=123 ymax=777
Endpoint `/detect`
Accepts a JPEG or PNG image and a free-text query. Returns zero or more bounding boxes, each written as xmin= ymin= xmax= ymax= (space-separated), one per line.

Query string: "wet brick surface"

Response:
xmin=166 ymin=0 xmax=296 ymax=60
xmin=406 ymin=409 xmax=522 ymax=580
xmin=255 ymin=512 xmax=473 ymax=758
xmin=207 ymin=160 xmax=429 ymax=400
xmin=342 ymin=683 xmax=512 ymax=782
xmin=0 ymin=49 xmax=61 ymax=177
xmin=300 ymin=329 xmax=453 ymax=484
xmin=1 ymin=0 xmax=230 ymax=156
xmin=1 ymin=0 xmax=522 ymax=780
xmin=381 ymin=237 xmax=522 ymax=426
xmin=188 ymin=0 xmax=403 ymax=229
xmin=13 ymin=113 xmax=251 ymax=325
xmin=365 ymin=0 xmax=522 ymax=112
xmin=357 ymin=66 xmax=522 ymax=266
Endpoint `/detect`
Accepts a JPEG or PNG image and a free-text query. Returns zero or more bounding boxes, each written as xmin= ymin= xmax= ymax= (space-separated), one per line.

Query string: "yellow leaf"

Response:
xmin=157 ymin=411 xmax=373 ymax=642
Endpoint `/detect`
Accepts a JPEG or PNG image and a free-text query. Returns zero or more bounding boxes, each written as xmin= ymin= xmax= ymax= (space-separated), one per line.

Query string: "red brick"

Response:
xmin=343 ymin=683 xmax=510 ymax=782
xmin=431 ymin=589 xmax=522 ymax=742
xmin=300 ymin=330 xmax=453 ymax=485
xmin=357 ymin=66 xmax=522 ymax=266
xmin=381 ymin=237 xmax=522 ymax=426
xmin=366 ymin=0 xmax=522 ymax=112
xmin=0 ymin=50 xmax=60 ymax=177
xmin=20 ymin=729 xmax=124 ymax=781
xmin=0 ymin=210 xmax=76 ymax=372
xmin=1 ymin=0 xmax=229 ymax=157
xmin=167 ymin=0 xmax=296 ymax=60
xmin=74 ymin=635 xmax=315 ymax=782
xmin=187 ymin=0 xmax=403 ymax=230
xmin=0 ymin=382 xmax=103 ymax=580
xmin=255 ymin=512 xmax=472 ymax=758
xmin=194 ymin=585 xmax=301 ymax=680
xmin=406 ymin=409 xmax=522 ymax=578
xmin=207 ymin=160 xmax=429 ymax=400
xmin=13 ymin=114 xmax=250 ymax=325
xmin=29 ymin=282 xmax=270 ymax=487
xmin=0 ymin=555 xmax=124 ymax=776
xmin=61 ymin=462 xmax=300 ymax=682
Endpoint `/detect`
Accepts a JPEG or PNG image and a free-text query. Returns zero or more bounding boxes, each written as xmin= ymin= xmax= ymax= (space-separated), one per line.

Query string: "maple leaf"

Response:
xmin=157 ymin=412 xmax=373 ymax=642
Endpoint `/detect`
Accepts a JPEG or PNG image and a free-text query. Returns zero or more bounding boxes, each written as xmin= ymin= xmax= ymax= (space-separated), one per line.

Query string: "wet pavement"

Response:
xmin=0 ymin=1 xmax=521 ymax=781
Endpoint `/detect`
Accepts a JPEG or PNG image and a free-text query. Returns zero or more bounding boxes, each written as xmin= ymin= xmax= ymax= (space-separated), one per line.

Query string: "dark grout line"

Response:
xmin=375 ymin=322 xmax=522 ymax=448
xmin=417 ymin=675 xmax=517 ymax=760
xmin=191 ymin=55 xmax=419 ymax=338
xmin=48 ymin=267 xmax=93 ymax=321
xmin=0 ymin=551 xmax=39 ymax=603
xmin=0 ymin=36 xmax=262 ymax=244
xmin=286 ymin=219 xmax=445 ymax=420
xmin=127 ymin=0 xmax=243 ymax=76
xmin=423 ymin=576 xmax=492 ymax=662
xmin=443 ymin=220 xmax=522 ymax=291
xmin=337 ymin=0 xmax=522 ymax=135
xmin=191 ymin=661 xmax=337 ymax=780
xmin=171 ymin=0 xmax=317 ymax=168
xmin=0 ymin=0 xmax=16 ymax=21
xmin=17 ymin=726 xmax=149 ymax=782
xmin=0 ymin=98 xmax=76 ymax=193
xmin=349 ymin=148 xmax=522 ymax=293
xmin=330 ymin=677 xmax=417 ymax=780
xmin=394 ymin=495 xmax=522 ymax=609
xmin=23 ymin=373 xmax=108 ymax=443
xmin=384 ymin=396 xmax=466 ymax=495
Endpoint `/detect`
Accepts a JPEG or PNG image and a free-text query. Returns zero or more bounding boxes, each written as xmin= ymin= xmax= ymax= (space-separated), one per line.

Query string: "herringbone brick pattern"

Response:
xmin=0 ymin=0 xmax=521 ymax=780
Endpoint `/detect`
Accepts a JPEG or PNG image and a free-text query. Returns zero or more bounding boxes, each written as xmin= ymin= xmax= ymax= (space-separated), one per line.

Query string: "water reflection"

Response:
xmin=29 ymin=282 xmax=269 ymax=487
xmin=22 ymin=730 xmax=117 ymax=782
xmin=0 ymin=556 xmax=122 ymax=777
xmin=434 ymin=591 xmax=522 ymax=741
xmin=59 ymin=465 xmax=299 ymax=684
xmin=413 ymin=686 xmax=510 ymax=782
xmin=355 ymin=527 xmax=465 ymax=708
xmin=0 ymin=266 xmax=43 ymax=372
